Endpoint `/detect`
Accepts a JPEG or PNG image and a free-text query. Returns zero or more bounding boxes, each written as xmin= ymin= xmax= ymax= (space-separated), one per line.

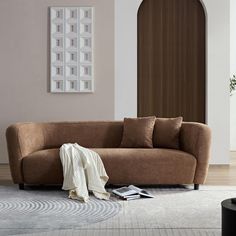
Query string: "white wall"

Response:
xmin=230 ymin=0 xmax=236 ymax=150
xmin=0 ymin=0 xmax=115 ymax=163
xmin=114 ymin=0 xmax=140 ymax=119
xmin=115 ymin=0 xmax=230 ymax=164
xmin=204 ymin=0 xmax=230 ymax=164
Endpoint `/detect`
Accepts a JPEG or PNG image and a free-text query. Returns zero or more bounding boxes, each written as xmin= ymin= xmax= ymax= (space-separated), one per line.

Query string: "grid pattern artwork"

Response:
xmin=50 ymin=7 xmax=94 ymax=93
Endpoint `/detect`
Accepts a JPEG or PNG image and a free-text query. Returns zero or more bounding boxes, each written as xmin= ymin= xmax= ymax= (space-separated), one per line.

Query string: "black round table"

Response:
xmin=222 ymin=198 xmax=236 ymax=236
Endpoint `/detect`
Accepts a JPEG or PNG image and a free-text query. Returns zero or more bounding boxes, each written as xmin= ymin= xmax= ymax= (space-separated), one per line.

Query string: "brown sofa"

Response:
xmin=6 ymin=121 xmax=211 ymax=190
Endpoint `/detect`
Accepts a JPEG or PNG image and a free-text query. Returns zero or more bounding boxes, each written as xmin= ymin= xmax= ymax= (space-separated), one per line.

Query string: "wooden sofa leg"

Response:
xmin=19 ymin=184 xmax=24 ymax=190
xmin=194 ymin=184 xmax=199 ymax=190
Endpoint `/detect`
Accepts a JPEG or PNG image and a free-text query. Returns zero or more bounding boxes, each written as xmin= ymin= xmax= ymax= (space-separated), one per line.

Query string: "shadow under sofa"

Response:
xmin=5 ymin=121 xmax=211 ymax=190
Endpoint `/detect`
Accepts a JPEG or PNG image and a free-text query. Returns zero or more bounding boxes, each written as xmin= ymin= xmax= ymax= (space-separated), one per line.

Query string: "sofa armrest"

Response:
xmin=6 ymin=123 xmax=45 ymax=183
xmin=180 ymin=122 xmax=211 ymax=184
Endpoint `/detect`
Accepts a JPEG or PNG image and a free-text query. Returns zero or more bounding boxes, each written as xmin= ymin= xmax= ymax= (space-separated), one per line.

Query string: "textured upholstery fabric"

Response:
xmin=6 ymin=123 xmax=45 ymax=183
xmin=42 ymin=122 xmax=123 ymax=149
xmin=6 ymin=121 xmax=211 ymax=185
xmin=6 ymin=121 xmax=123 ymax=184
xmin=23 ymin=148 xmax=196 ymax=185
xmin=153 ymin=117 xmax=183 ymax=149
xmin=23 ymin=149 xmax=63 ymax=184
xmin=180 ymin=122 xmax=211 ymax=184
xmin=120 ymin=117 xmax=156 ymax=148
xmin=95 ymin=148 xmax=196 ymax=185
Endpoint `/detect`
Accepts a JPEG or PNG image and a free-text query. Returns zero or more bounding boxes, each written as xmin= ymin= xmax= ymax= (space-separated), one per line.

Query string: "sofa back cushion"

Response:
xmin=153 ymin=117 xmax=183 ymax=149
xmin=42 ymin=121 xmax=123 ymax=149
xmin=120 ymin=116 xmax=156 ymax=148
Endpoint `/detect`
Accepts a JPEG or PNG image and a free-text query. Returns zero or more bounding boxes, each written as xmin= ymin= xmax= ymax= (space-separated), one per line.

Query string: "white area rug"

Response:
xmin=0 ymin=186 xmax=121 ymax=236
xmin=1 ymin=185 xmax=236 ymax=236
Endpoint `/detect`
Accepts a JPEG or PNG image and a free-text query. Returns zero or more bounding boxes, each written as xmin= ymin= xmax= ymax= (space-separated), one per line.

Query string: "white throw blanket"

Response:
xmin=59 ymin=143 xmax=110 ymax=202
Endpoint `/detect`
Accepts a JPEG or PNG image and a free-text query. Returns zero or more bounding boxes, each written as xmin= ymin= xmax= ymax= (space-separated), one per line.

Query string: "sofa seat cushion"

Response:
xmin=22 ymin=149 xmax=63 ymax=184
xmin=93 ymin=148 xmax=196 ymax=185
xmin=22 ymin=148 xmax=196 ymax=185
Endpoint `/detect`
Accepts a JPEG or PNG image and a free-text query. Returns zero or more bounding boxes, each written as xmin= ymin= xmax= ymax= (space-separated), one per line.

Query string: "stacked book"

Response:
xmin=112 ymin=185 xmax=154 ymax=201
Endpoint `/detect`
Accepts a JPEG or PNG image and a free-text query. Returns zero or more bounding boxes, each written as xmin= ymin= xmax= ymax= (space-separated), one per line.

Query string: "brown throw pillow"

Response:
xmin=120 ymin=116 xmax=156 ymax=148
xmin=153 ymin=117 xmax=183 ymax=149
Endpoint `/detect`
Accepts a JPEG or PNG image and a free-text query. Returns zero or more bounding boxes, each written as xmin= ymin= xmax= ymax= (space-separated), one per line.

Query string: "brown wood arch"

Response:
xmin=138 ymin=0 xmax=206 ymax=123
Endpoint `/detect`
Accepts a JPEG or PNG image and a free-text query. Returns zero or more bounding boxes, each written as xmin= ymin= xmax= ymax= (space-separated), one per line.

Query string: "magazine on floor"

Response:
xmin=112 ymin=185 xmax=154 ymax=201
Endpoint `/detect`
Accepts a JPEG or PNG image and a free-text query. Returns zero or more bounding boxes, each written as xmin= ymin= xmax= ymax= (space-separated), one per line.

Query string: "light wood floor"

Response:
xmin=205 ymin=152 xmax=236 ymax=185
xmin=1 ymin=153 xmax=236 ymax=186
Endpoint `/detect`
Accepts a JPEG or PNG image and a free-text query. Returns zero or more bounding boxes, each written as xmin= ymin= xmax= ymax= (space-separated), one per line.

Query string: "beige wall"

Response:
xmin=0 ymin=0 xmax=115 ymax=163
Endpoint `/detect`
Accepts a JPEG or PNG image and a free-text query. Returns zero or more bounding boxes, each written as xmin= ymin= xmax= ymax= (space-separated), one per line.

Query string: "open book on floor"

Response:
xmin=112 ymin=185 xmax=154 ymax=201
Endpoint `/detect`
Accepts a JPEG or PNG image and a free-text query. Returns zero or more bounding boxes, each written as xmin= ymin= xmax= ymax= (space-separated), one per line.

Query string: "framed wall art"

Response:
xmin=50 ymin=7 xmax=94 ymax=93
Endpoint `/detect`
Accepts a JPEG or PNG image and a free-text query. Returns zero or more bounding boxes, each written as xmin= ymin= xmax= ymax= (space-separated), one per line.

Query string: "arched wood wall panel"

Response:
xmin=138 ymin=0 xmax=206 ymax=123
